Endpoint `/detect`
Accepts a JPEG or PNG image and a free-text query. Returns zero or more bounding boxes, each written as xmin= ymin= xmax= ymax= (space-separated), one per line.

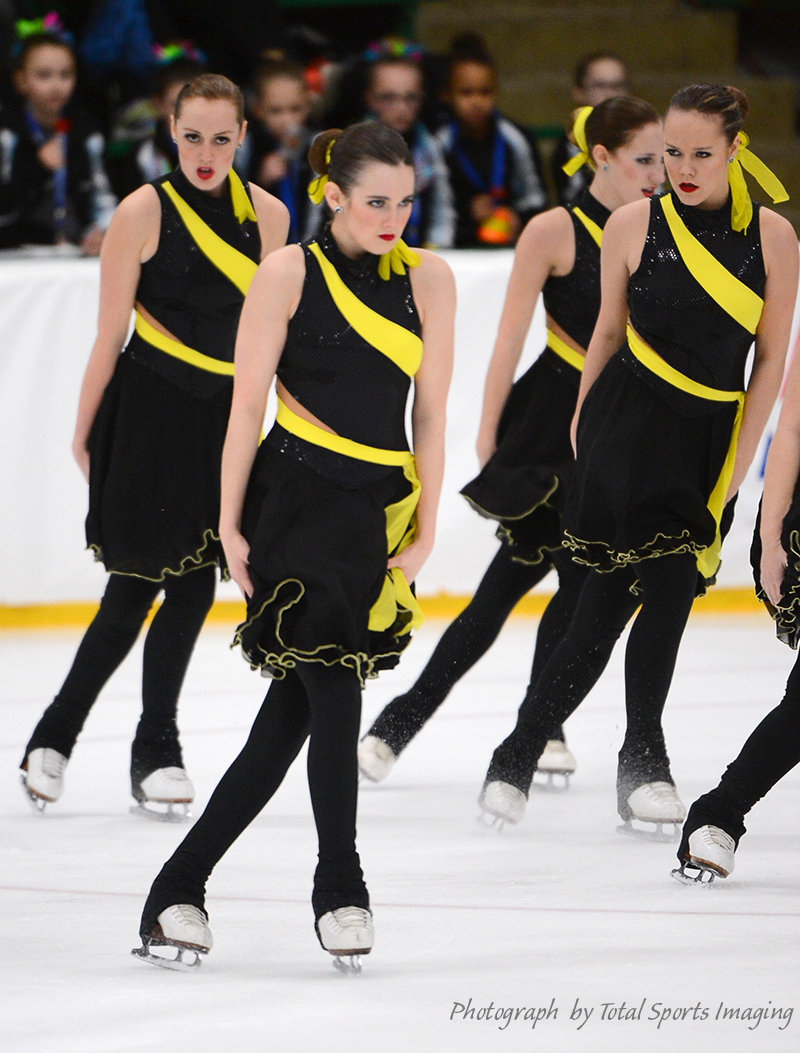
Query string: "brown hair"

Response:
xmin=574 ymin=51 xmax=628 ymax=90
xmin=252 ymin=52 xmax=306 ymax=99
xmin=667 ymin=83 xmax=750 ymax=144
xmin=174 ymin=73 xmax=245 ymax=125
xmin=583 ymin=95 xmax=660 ymax=156
xmin=308 ymin=122 xmax=413 ymax=195
xmin=13 ymin=33 xmax=75 ymax=72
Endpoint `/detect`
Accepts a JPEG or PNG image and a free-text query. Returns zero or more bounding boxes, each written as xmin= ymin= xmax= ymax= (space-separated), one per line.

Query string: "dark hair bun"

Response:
xmin=308 ymin=129 xmax=342 ymax=176
xmin=725 ymin=85 xmax=750 ymax=122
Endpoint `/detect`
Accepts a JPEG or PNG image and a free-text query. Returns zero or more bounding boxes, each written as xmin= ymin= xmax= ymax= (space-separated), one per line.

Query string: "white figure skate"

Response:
xmin=21 ymin=748 xmax=68 ymax=814
xmin=316 ymin=906 xmax=374 ymax=974
xmin=357 ymin=735 xmax=396 ymax=783
xmin=672 ymin=825 xmax=736 ymax=885
xmin=130 ymin=767 xmax=194 ymax=822
xmin=132 ymin=904 xmax=212 ymax=970
xmin=478 ymin=780 xmax=527 ymax=830
xmin=617 ymin=781 xmax=686 ymax=842
xmin=534 ymin=739 xmax=576 ymax=791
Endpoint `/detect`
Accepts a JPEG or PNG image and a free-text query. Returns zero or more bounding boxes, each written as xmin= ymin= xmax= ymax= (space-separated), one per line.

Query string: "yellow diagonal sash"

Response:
xmin=134 ymin=311 xmax=234 ymax=375
xmin=660 ymin=193 xmax=763 ymax=335
xmin=308 ymin=241 xmax=423 ymax=377
xmin=627 ymin=324 xmax=745 ymax=580
xmin=572 ymin=206 xmax=603 ymax=248
xmin=546 ymin=328 xmax=585 ymax=372
xmin=275 ymin=398 xmax=413 ymax=466
xmin=162 ymin=178 xmax=258 ymax=296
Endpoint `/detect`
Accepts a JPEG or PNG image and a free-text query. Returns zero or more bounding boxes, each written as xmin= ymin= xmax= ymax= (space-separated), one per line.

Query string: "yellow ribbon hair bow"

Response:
xmin=729 ymin=131 xmax=789 ymax=234
xmin=229 ymin=170 xmax=257 ymax=224
xmin=308 ymin=141 xmax=335 ymax=204
xmin=562 ymin=106 xmax=594 ymax=177
xmin=377 ymin=239 xmax=421 ymax=281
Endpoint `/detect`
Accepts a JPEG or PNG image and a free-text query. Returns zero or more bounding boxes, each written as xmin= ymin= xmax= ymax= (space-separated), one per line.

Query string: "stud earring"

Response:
xmin=333 ymin=206 xmax=343 ymax=214
xmin=602 ymin=164 xmax=609 ymax=171
xmin=728 ymin=156 xmax=735 ymax=164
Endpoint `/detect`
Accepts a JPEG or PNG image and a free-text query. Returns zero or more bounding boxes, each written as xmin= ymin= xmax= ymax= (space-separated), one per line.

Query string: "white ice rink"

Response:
xmin=2 ymin=609 xmax=799 ymax=1053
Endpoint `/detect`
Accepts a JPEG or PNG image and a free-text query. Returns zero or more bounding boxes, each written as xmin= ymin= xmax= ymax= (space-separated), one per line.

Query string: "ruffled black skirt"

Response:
xmin=233 ymin=438 xmax=419 ymax=685
xmin=563 ymin=352 xmax=737 ymax=591
xmin=86 ymin=351 xmax=231 ymax=579
xmin=460 ymin=348 xmax=580 ymax=564
xmin=751 ymin=487 xmax=800 ymax=648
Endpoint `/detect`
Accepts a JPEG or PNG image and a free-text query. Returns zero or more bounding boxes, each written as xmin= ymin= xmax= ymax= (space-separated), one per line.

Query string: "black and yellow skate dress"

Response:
xmin=86 ymin=168 xmax=261 ymax=580
xmin=235 ymin=229 xmax=426 ymax=684
xmin=564 ymin=190 xmax=766 ymax=592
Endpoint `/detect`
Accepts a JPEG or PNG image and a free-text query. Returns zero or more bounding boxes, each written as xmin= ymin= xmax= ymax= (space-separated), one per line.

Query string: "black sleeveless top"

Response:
xmin=277 ymin=227 xmax=422 ymax=453
xmin=628 ymin=193 xmax=766 ymax=395
xmin=127 ymin=167 xmax=261 ymax=397
xmin=542 ymin=188 xmax=610 ymax=351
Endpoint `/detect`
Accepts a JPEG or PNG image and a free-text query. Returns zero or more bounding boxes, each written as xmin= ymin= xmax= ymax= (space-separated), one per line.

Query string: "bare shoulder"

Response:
xmin=606 ymin=197 xmax=650 ymax=239
xmin=521 ymin=205 xmax=573 ymax=245
xmin=111 ymin=183 xmax=160 ymax=230
xmin=250 ymin=183 xmax=290 ymax=225
xmin=759 ymin=207 xmax=799 ymax=261
xmin=409 ymin=248 xmax=455 ymax=292
xmin=249 ymin=242 xmax=305 ymax=296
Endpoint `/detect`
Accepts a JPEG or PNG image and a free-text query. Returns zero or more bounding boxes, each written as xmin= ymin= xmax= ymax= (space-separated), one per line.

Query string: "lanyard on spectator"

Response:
xmin=24 ymin=107 xmax=69 ymax=241
xmin=449 ymin=117 xmax=507 ymax=201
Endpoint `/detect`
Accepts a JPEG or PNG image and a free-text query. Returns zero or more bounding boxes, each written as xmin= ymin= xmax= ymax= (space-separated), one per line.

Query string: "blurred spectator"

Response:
xmin=236 ymin=53 xmax=323 ymax=244
xmin=435 ymin=33 xmax=547 ymax=248
xmin=363 ymin=38 xmax=454 ymax=248
xmin=106 ymin=43 xmax=205 ymax=199
xmin=0 ymin=20 xmax=116 ymax=252
xmin=552 ymin=51 xmax=631 ymax=205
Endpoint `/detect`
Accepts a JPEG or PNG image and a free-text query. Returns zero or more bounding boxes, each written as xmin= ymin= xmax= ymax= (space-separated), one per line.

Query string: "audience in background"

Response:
xmin=0 ymin=20 xmax=116 ymax=252
xmin=552 ymin=51 xmax=631 ymax=205
xmin=362 ymin=38 xmax=455 ymax=248
xmin=236 ymin=53 xmax=323 ymax=244
xmin=435 ymin=33 xmax=547 ymax=248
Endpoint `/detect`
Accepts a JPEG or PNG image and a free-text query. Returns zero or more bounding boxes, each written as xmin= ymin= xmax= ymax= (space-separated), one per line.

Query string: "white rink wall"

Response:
xmin=1 ymin=250 xmax=799 ymax=605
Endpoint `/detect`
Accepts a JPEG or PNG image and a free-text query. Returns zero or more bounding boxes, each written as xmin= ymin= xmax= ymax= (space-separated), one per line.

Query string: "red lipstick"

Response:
xmin=679 ymin=182 xmax=698 ymax=193
xmin=379 ymin=234 xmax=395 ymax=241
xmin=197 ymin=167 xmax=215 ymax=181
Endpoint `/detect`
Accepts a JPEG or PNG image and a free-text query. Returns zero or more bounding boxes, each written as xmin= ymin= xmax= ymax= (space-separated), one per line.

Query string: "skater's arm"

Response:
xmin=72 ymin=186 xmax=160 ymax=481
xmin=476 ymin=207 xmax=573 ymax=467
xmin=570 ymin=201 xmax=647 ymax=452
xmin=390 ymin=251 xmax=455 ymax=584
xmin=220 ymin=244 xmax=305 ymax=597
xmin=249 ymin=184 xmax=290 ymax=259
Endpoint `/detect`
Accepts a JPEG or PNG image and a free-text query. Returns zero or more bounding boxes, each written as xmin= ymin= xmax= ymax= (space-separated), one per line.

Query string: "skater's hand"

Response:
xmin=221 ymin=526 xmax=253 ymax=599
xmin=72 ymin=438 xmax=90 ymax=483
xmin=760 ymin=538 xmax=787 ymax=608
xmin=387 ymin=536 xmax=433 ymax=586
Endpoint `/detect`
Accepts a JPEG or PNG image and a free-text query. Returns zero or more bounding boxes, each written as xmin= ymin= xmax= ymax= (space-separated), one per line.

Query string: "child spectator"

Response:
xmin=0 ymin=18 xmax=116 ymax=252
xmin=553 ymin=51 xmax=631 ymax=205
xmin=106 ymin=44 xmax=206 ymax=200
xmin=363 ymin=38 xmax=455 ymax=248
xmin=236 ymin=53 xmax=323 ymax=244
xmin=435 ymin=33 xmax=547 ymax=248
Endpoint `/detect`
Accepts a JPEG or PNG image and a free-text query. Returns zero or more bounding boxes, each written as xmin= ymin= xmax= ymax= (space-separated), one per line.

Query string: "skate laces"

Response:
xmin=327 ymin=906 xmax=372 ymax=931
xmin=40 ymin=749 xmax=67 ymax=778
xmin=164 ymin=904 xmax=208 ymax=931
xmin=642 ymin=781 xmax=679 ymax=801
xmin=700 ymin=825 xmax=735 ymax=852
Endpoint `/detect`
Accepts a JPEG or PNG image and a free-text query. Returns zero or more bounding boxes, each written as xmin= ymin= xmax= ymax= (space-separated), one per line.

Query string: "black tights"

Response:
xmin=367 ymin=545 xmax=588 ymax=756
xmin=23 ymin=565 xmax=216 ymax=780
xmin=679 ymin=649 xmax=800 ymax=857
xmin=487 ymin=552 xmax=698 ymax=814
xmin=140 ymin=662 xmax=365 ymax=933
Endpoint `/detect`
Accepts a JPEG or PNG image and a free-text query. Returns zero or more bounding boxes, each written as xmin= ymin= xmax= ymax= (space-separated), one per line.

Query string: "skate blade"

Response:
xmin=331 ymin=953 xmax=364 ymax=975
xmin=670 ymin=863 xmax=718 ymax=886
xmin=476 ymin=810 xmax=510 ymax=832
xmin=20 ymin=776 xmax=50 ymax=815
xmin=131 ymin=943 xmax=206 ymax=971
xmin=532 ymin=770 xmax=571 ymax=793
xmin=129 ymin=801 xmax=192 ymax=823
xmin=616 ymin=820 xmax=681 ymax=844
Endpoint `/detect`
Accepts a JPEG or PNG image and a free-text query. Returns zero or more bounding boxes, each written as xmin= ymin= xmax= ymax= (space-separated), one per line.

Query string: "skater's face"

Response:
xmin=594 ymin=121 xmax=664 ymax=207
xmin=171 ymin=98 xmax=246 ymax=195
xmin=326 ymin=160 xmax=415 ymax=258
xmin=366 ymin=63 xmax=424 ymax=137
xmin=663 ymin=109 xmax=738 ymax=211
xmin=444 ymin=61 xmax=496 ymax=136
xmin=15 ymin=43 xmax=76 ymax=121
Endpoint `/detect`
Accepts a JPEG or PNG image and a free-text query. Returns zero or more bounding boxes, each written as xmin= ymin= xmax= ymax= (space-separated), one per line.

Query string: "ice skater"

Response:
xmin=134 ymin=121 xmax=455 ymax=972
xmin=20 ymin=74 xmax=289 ymax=819
xmin=675 ymin=317 xmax=800 ymax=883
xmin=359 ymin=97 xmax=664 ymax=802
xmin=479 ymin=84 xmax=797 ymax=837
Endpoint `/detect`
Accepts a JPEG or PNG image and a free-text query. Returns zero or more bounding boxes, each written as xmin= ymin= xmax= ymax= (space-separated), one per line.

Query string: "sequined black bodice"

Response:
xmin=543 ymin=188 xmax=610 ymax=350
xmin=628 ymin=193 xmax=765 ymax=392
xmin=129 ymin=168 xmax=261 ymax=396
xmin=277 ymin=228 xmax=421 ymax=453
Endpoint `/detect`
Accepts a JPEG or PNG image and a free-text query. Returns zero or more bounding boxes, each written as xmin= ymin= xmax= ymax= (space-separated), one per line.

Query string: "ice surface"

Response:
xmin=1 ymin=610 xmax=798 ymax=1052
